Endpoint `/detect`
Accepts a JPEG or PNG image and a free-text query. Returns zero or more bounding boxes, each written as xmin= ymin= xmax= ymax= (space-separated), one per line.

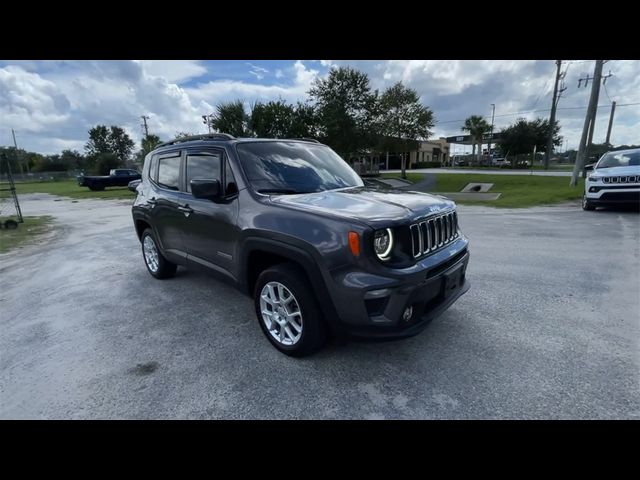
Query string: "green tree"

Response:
xmin=499 ymin=118 xmax=561 ymax=167
xmin=249 ymin=100 xmax=318 ymax=138
xmin=461 ymin=115 xmax=491 ymax=163
xmin=93 ymin=152 xmax=121 ymax=175
xmin=60 ymin=149 xmax=86 ymax=170
xmin=250 ymin=99 xmax=296 ymax=138
xmin=290 ymin=102 xmax=318 ymax=138
xmin=85 ymin=125 xmax=111 ymax=156
xmin=85 ymin=125 xmax=135 ymax=163
xmin=109 ymin=126 xmax=135 ymax=163
xmin=209 ymin=100 xmax=250 ymax=137
xmin=0 ymin=147 xmax=26 ymax=175
xmin=308 ymin=66 xmax=378 ymax=160
xmin=377 ymin=82 xmax=434 ymax=178
xmin=136 ymin=134 xmax=162 ymax=164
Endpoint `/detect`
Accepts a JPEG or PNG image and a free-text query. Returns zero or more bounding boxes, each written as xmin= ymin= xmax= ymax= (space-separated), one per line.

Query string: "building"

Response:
xmin=408 ymin=138 xmax=450 ymax=167
xmin=377 ymin=138 xmax=452 ymax=170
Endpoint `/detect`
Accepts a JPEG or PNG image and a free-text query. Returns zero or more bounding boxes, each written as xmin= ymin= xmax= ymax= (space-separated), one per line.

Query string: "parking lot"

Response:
xmin=1 ymin=194 xmax=638 ymax=419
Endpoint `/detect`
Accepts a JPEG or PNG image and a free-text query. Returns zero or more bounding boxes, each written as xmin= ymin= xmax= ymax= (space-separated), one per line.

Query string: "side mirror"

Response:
xmin=128 ymin=179 xmax=141 ymax=192
xmin=585 ymin=163 xmax=596 ymax=172
xmin=191 ymin=179 xmax=221 ymax=200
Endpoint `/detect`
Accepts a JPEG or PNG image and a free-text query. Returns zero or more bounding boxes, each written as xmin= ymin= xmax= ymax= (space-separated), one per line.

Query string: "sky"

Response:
xmin=1 ymin=60 xmax=638 ymax=156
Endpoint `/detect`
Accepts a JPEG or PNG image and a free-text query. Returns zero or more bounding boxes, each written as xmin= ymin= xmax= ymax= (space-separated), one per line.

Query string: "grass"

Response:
xmin=1 ymin=179 xmax=135 ymax=200
xmin=0 ymin=216 xmax=54 ymax=254
xmin=382 ymin=173 xmax=584 ymax=208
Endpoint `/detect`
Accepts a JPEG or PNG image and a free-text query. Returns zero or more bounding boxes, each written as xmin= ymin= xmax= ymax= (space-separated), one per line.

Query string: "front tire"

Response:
xmin=582 ymin=194 xmax=596 ymax=211
xmin=141 ymin=228 xmax=177 ymax=279
xmin=254 ymin=263 xmax=327 ymax=357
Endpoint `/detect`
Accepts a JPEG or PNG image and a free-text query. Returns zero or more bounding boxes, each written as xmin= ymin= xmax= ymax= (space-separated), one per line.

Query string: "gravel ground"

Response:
xmin=1 ymin=194 xmax=638 ymax=419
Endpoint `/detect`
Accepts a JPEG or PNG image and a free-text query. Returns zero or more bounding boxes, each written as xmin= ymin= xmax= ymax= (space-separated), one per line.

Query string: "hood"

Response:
xmin=594 ymin=165 xmax=640 ymax=176
xmin=269 ymin=187 xmax=454 ymax=228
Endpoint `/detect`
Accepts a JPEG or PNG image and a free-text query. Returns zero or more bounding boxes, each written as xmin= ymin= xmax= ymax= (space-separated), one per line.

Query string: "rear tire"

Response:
xmin=254 ymin=263 xmax=327 ymax=357
xmin=141 ymin=228 xmax=177 ymax=279
xmin=582 ymin=194 xmax=596 ymax=211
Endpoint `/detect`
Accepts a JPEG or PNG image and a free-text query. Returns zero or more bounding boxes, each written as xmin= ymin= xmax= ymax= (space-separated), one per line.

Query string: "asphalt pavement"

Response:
xmin=1 ymin=193 xmax=638 ymax=419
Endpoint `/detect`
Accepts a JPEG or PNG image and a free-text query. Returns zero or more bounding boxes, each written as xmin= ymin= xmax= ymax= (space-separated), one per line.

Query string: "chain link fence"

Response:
xmin=0 ymin=171 xmax=81 ymax=183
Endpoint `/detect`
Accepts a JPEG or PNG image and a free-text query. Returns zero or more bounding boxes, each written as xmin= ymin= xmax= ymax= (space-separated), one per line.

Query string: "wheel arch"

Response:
xmin=239 ymin=236 xmax=341 ymax=333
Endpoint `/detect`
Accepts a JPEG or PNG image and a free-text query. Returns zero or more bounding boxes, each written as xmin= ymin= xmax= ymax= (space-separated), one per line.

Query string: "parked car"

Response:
xmin=77 ymin=169 xmax=141 ymax=191
xmin=491 ymin=158 xmax=509 ymax=167
xmin=131 ymin=134 xmax=470 ymax=356
xmin=583 ymin=148 xmax=640 ymax=210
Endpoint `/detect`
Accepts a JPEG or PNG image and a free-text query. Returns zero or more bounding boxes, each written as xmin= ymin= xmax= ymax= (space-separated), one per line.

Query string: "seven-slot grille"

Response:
xmin=409 ymin=210 xmax=459 ymax=258
xmin=602 ymin=175 xmax=640 ymax=184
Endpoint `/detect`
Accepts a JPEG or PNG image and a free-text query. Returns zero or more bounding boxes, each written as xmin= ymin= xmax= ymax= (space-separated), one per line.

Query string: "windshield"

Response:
xmin=236 ymin=141 xmax=364 ymax=194
xmin=597 ymin=150 xmax=640 ymax=169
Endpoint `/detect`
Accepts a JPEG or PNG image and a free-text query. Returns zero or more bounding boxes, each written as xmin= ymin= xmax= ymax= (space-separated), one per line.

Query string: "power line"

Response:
xmin=436 ymin=102 xmax=640 ymax=125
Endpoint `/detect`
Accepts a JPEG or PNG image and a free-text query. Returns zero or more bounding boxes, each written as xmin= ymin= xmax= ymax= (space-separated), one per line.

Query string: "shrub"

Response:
xmin=413 ymin=161 xmax=441 ymax=169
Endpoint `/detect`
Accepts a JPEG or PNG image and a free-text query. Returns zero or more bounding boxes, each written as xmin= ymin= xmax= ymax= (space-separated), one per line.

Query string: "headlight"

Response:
xmin=374 ymin=228 xmax=394 ymax=261
xmin=588 ymin=175 xmax=600 ymax=182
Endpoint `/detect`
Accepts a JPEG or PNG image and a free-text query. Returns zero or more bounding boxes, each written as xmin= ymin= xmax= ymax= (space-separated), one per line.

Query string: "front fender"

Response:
xmin=238 ymin=235 xmax=342 ymax=334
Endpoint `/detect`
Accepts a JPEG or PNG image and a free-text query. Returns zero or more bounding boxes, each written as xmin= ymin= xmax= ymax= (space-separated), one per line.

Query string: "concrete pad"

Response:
xmin=461 ymin=183 xmax=494 ymax=193
xmin=436 ymin=192 xmax=502 ymax=201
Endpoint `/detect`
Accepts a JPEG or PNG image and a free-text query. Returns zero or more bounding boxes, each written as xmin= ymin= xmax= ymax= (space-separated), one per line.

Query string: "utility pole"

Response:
xmin=544 ymin=60 xmax=566 ymax=170
xmin=571 ymin=60 xmax=604 ymax=187
xmin=140 ymin=115 xmax=150 ymax=138
xmin=488 ymin=103 xmax=495 ymax=159
xmin=605 ymin=101 xmax=616 ymax=146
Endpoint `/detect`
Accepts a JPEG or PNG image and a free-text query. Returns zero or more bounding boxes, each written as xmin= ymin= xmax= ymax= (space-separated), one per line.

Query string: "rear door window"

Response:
xmin=157 ymin=155 xmax=181 ymax=190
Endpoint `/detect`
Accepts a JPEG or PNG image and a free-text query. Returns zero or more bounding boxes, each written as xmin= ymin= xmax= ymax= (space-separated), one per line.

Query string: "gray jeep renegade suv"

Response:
xmin=131 ymin=134 xmax=470 ymax=356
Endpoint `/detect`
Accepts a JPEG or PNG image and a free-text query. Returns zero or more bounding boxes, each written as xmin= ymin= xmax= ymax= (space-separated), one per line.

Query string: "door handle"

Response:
xmin=178 ymin=205 xmax=193 ymax=216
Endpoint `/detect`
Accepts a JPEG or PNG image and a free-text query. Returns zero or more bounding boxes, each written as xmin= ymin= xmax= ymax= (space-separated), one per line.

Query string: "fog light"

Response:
xmin=402 ymin=306 xmax=413 ymax=322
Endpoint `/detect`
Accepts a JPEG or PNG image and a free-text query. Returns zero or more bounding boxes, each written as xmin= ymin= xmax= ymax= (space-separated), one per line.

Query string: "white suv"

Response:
xmin=583 ymin=148 xmax=640 ymax=210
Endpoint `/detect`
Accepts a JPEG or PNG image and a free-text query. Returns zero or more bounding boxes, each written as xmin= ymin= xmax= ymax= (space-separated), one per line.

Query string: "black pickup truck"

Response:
xmin=78 ymin=169 xmax=141 ymax=191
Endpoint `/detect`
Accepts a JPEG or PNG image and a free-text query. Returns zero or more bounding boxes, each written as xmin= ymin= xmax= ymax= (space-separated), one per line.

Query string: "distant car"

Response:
xmin=77 ymin=169 xmax=141 ymax=191
xmin=491 ymin=158 xmax=509 ymax=167
xmin=583 ymin=148 xmax=640 ymax=210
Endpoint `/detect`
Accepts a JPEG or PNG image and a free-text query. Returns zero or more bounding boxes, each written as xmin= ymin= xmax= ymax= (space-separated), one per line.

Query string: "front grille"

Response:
xmin=600 ymin=191 xmax=640 ymax=202
xmin=602 ymin=175 xmax=640 ymax=184
xmin=409 ymin=210 xmax=458 ymax=258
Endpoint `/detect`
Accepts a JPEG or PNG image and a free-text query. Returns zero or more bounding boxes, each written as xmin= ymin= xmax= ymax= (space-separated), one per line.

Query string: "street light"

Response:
xmin=202 ymin=114 xmax=213 ymax=134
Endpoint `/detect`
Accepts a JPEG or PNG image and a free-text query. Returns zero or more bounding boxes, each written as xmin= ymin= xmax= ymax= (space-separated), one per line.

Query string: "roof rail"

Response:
xmin=288 ymin=138 xmax=320 ymax=143
xmin=157 ymin=133 xmax=236 ymax=148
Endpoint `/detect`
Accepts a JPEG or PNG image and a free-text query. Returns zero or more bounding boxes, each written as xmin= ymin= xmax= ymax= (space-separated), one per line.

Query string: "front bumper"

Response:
xmin=326 ymin=240 xmax=470 ymax=339
xmin=585 ymin=184 xmax=640 ymax=204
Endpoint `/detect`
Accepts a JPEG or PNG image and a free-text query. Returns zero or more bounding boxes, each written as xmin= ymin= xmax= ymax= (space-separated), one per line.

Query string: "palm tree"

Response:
xmin=462 ymin=115 xmax=491 ymax=164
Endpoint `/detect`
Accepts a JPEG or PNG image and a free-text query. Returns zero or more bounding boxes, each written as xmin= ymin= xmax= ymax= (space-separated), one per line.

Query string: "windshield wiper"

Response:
xmin=257 ymin=188 xmax=308 ymax=195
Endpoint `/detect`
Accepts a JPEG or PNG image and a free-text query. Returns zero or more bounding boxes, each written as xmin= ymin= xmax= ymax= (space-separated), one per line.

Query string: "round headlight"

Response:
xmin=374 ymin=228 xmax=394 ymax=260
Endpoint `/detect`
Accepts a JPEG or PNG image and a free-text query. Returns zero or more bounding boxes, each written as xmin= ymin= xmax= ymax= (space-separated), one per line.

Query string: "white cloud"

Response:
xmin=185 ymin=60 xmax=319 ymax=109
xmin=137 ymin=60 xmax=207 ymax=83
xmin=1 ymin=60 xmax=638 ymax=155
